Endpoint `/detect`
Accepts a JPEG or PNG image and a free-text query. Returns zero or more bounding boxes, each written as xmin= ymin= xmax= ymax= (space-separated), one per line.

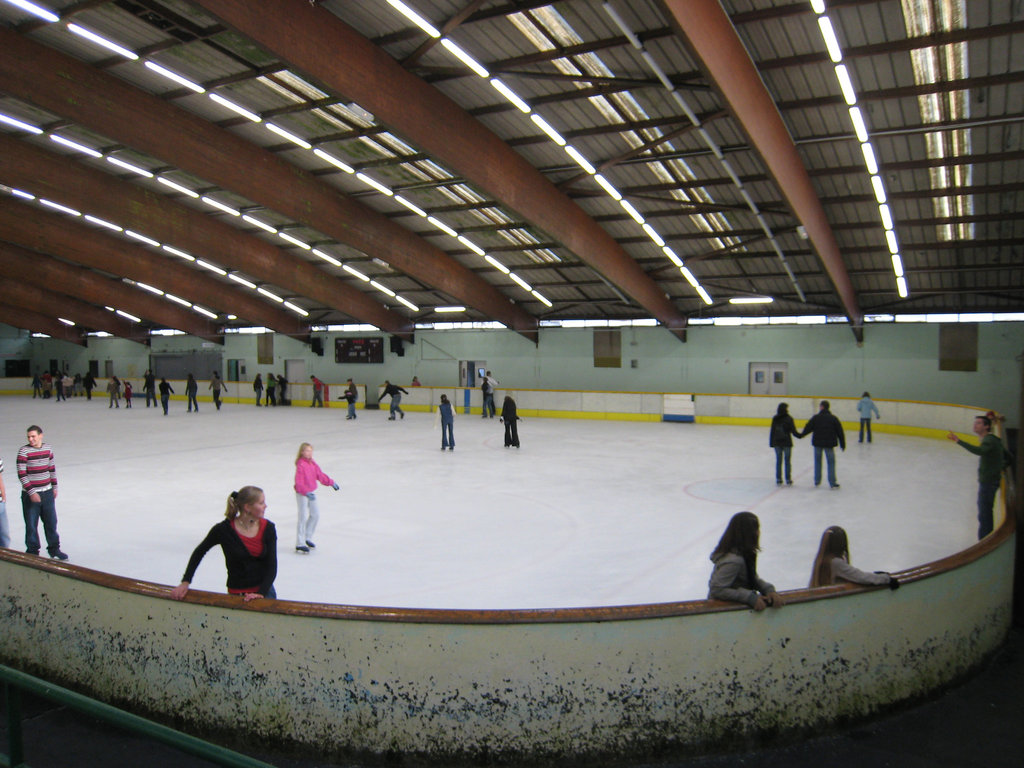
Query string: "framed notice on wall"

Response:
xmin=335 ymin=337 xmax=384 ymax=364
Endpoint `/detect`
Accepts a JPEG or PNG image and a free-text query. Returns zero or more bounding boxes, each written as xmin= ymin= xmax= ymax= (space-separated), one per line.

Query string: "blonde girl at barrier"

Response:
xmin=170 ymin=486 xmax=277 ymax=602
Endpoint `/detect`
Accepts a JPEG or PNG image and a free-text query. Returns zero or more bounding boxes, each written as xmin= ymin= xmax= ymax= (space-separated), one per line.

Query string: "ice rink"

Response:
xmin=0 ymin=393 xmax=980 ymax=609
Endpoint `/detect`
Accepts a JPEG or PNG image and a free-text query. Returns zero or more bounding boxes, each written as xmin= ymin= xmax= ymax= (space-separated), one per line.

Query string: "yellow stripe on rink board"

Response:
xmin=522 ymin=409 xmax=661 ymax=422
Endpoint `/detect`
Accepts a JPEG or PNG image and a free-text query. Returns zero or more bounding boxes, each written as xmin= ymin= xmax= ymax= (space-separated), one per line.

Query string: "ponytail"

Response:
xmin=224 ymin=485 xmax=263 ymax=519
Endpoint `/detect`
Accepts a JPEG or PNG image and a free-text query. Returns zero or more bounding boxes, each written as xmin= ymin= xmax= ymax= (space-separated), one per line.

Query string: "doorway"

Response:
xmin=749 ymin=362 xmax=788 ymax=396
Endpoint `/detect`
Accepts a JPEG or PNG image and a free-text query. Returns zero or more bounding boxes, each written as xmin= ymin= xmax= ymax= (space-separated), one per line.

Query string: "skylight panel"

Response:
xmin=901 ymin=0 xmax=973 ymax=242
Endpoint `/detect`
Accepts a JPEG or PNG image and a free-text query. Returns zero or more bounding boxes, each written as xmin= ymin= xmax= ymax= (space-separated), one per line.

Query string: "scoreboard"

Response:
xmin=335 ymin=337 xmax=384 ymax=364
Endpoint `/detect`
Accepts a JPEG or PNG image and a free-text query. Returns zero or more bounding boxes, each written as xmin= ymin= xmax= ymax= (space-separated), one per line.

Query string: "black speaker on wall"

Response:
xmin=311 ymin=338 xmax=324 ymax=356
xmin=389 ymin=335 xmax=404 ymax=357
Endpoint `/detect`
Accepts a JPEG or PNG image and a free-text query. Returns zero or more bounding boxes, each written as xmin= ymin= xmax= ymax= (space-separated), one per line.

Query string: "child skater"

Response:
xmin=123 ymin=380 xmax=133 ymax=408
xmin=437 ymin=394 xmax=455 ymax=450
xmin=809 ymin=525 xmax=899 ymax=589
xmin=293 ymin=442 xmax=339 ymax=553
xmin=708 ymin=511 xmax=784 ymax=611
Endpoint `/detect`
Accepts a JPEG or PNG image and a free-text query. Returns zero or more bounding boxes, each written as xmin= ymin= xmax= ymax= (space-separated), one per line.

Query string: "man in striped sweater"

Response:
xmin=17 ymin=425 xmax=68 ymax=560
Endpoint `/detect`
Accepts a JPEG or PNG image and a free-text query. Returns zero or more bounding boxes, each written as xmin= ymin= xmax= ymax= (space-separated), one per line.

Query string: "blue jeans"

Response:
xmin=0 ymin=499 xmax=10 ymax=548
xmin=22 ymin=489 xmax=60 ymax=555
xmin=773 ymin=446 xmax=791 ymax=483
xmin=146 ymin=389 xmax=157 ymax=407
xmin=389 ymin=394 xmax=403 ymax=418
xmin=187 ymin=392 xmax=199 ymax=411
xmin=813 ymin=446 xmax=838 ymax=487
xmin=161 ymin=393 xmax=170 ymax=414
xmin=347 ymin=400 xmax=356 ymax=418
xmin=483 ymin=393 xmax=495 ymax=418
xmin=977 ymin=482 xmax=998 ymax=539
xmin=441 ymin=421 xmax=454 ymax=448
xmin=859 ymin=418 xmax=872 ymax=442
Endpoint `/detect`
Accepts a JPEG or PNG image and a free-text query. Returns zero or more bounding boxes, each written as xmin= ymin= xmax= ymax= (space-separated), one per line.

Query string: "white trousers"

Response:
xmin=295 ymin=492 xmax=320 ymax=547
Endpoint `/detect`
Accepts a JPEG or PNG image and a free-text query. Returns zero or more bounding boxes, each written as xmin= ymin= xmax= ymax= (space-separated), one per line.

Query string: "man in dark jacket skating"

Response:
xmin=800 ymin=400 xmax=845 ymax=489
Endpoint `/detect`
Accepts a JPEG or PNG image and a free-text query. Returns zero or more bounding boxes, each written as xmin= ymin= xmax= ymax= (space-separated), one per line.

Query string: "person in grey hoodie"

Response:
xmin=857 ymin=392 xmax=881 ymax=443
xmin=708 ymin=511 xmax=783 ymax=611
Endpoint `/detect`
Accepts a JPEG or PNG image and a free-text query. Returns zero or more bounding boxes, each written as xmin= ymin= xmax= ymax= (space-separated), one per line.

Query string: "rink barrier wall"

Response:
xmin=0 ymin=395 xmax=1015 ymax=762
xmin=0 ymin=517 xmax=1014 ymax=762
xmin=2 ymin=377 xmax=991 ymax=433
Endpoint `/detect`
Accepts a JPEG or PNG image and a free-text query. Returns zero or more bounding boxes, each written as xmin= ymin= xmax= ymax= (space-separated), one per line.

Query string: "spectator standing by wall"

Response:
xmin=278 ymin=375 xmax=289 ymax=406
xmin=253 ymin=374 xmax=264 ymax=406
xmin=31 ymin=371 xmax=41 ymax=399
xmin=266 ymin=374 xmax=277 ymax=406
xmin=83 ymin=371 xmax=95 ymax=400
xmin=947 ymin=414 xmax=1010 ymax=539
xmin=17 ymin=425 xmax=68 ymax=560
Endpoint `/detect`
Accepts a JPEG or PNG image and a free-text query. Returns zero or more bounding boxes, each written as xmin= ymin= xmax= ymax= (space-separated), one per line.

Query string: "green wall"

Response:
xmin=3 ymin=322 xmax=1021 ymax=422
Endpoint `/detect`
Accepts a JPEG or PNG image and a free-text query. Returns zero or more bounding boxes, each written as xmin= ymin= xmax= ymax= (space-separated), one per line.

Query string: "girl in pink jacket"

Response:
xmin=293 ymin=442 xmax=338 ymax=553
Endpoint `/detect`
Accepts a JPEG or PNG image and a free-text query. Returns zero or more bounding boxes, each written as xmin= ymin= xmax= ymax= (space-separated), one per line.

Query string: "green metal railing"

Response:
xmin=1 ymin=664 xmax=275 ymax=768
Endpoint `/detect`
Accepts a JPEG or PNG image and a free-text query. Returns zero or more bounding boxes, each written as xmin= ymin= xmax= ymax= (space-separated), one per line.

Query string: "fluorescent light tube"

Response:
xmin=67 ymin=23 xmax=138 ymax=60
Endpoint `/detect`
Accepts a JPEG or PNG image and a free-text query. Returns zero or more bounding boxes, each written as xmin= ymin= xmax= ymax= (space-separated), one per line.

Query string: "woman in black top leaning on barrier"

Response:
xmin=170 ymin=486 xmax=277 ymax=602
xmin=708 ymin=511 xmax=783 ymax=611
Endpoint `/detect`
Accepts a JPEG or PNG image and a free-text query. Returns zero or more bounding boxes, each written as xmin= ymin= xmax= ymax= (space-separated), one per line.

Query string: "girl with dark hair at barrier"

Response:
xmin=708 ymin=511 xmax=783 ymax=611
xmin=169 ymin=486 xmax=277 ymax=602
xmin=809 ymin=525 xmax=899 ymax=589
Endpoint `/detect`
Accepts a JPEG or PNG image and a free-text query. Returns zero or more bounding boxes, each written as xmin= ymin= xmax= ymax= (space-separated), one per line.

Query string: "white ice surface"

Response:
xmin=0 ymin=395 xmax=979 ymax=610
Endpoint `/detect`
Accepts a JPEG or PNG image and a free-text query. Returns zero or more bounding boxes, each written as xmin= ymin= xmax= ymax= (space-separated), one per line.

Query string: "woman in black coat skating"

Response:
xmin=500 ymin=395 xmax=521 ymax=448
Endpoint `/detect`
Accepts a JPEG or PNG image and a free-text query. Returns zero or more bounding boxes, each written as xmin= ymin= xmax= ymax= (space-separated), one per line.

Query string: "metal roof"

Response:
xmin=0 ymin=0 xmax=1021 ymax=343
